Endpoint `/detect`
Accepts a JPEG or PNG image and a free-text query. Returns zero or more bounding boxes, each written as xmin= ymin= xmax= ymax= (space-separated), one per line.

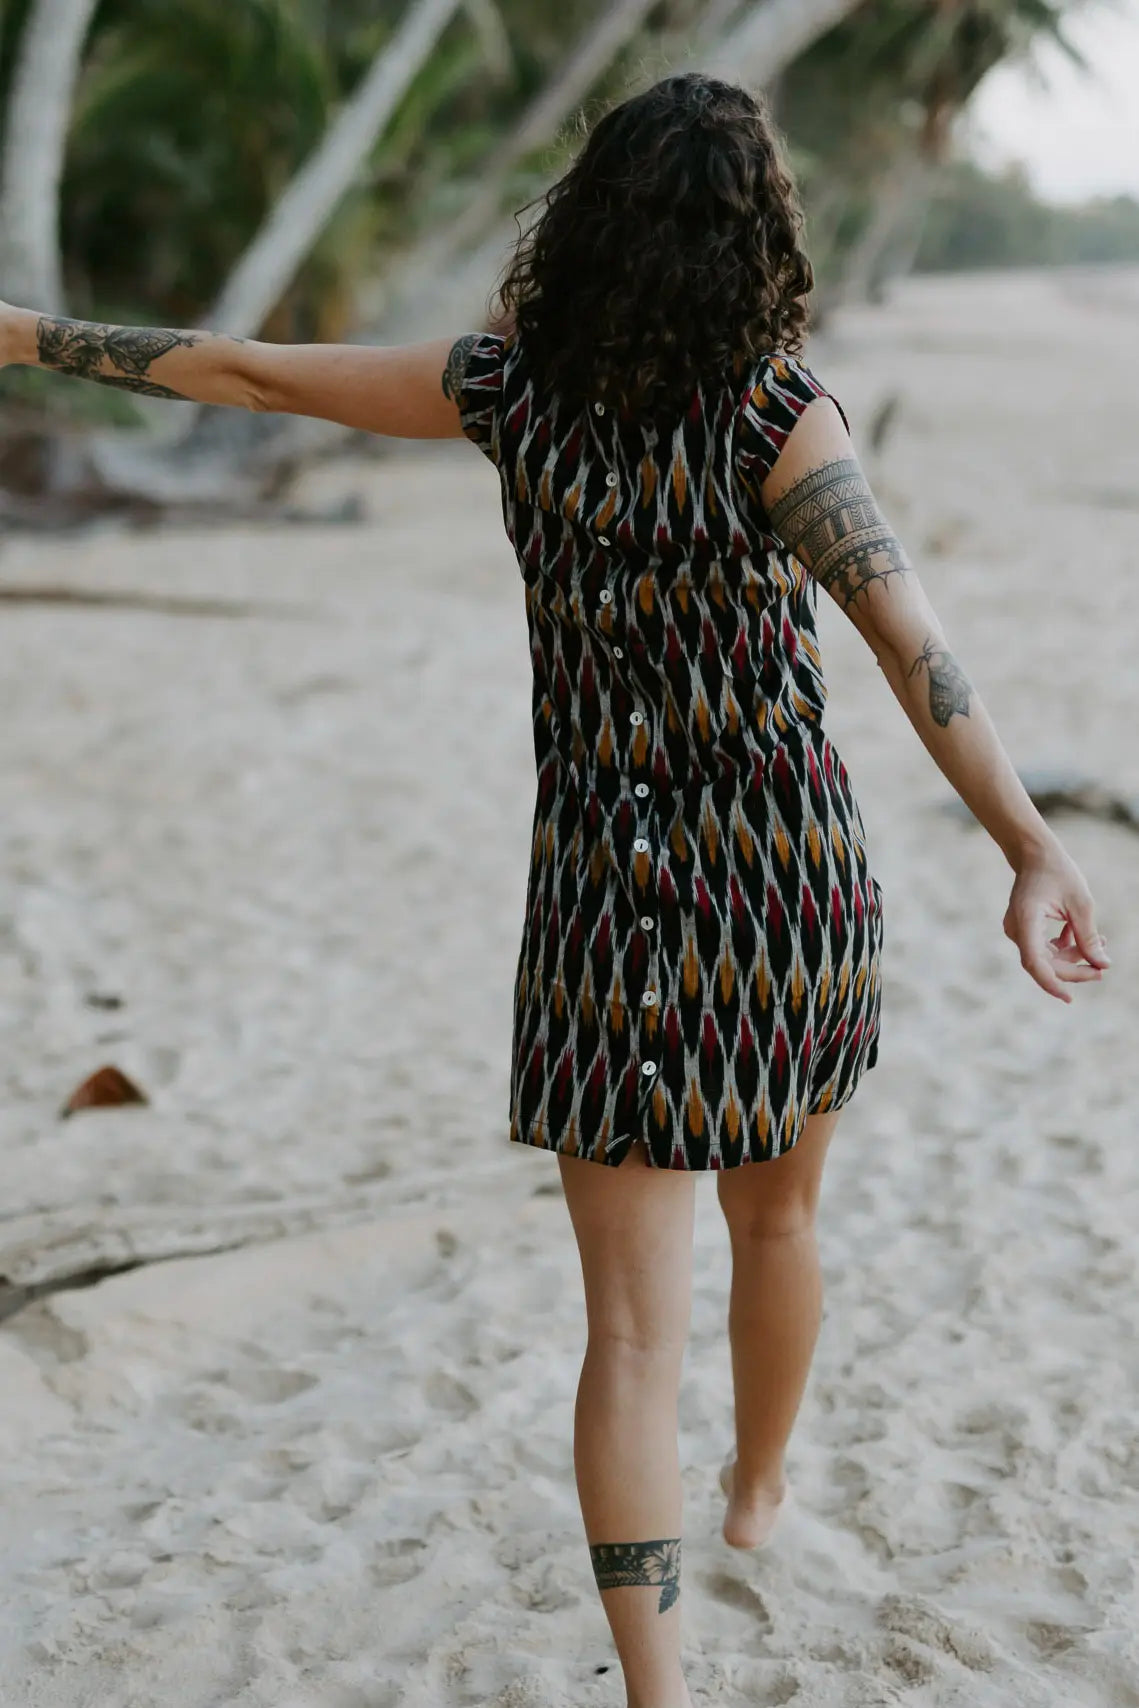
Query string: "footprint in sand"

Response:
xmin=700 ymin=1568 xmax=774 ymax=1649
xmin=423 ymin=1370 xmax=478 ymax=1417
xmin=368 ymin=1536 xmax=429 ymax=1588
xmin=876 ymin=1592 xmax=999 ymax=1672
xmin=223 ymin=1366 xmax=321 ymax=1405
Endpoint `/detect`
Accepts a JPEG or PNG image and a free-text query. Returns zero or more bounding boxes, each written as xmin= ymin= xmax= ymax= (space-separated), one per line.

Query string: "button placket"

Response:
xmin=627 ymin=719 xmax=662 ymax=1093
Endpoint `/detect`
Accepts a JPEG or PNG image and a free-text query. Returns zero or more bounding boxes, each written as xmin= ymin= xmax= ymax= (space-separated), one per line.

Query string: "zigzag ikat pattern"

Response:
xmin=458 ymin=334 xmax=882 ymax=1170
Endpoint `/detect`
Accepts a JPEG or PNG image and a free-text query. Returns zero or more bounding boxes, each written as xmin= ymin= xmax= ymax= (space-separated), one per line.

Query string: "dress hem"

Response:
xmin=509 ymin=1036 xmax=880 ymax=1172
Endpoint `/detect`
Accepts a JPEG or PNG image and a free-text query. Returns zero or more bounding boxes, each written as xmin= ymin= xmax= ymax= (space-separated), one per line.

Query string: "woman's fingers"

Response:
xmin=1004 ymin=856 xmax=1108 ymax=1001
xmin=1051 ymin=958 xmax=1104 ymax=982
xmin=1017 ymin=912 xmax=1072 ymax=1001
xmin=1064 ymin=890 xmax=1110 ymax=967
xmin=1014 ymin=909 xmax=1106 ymax=1000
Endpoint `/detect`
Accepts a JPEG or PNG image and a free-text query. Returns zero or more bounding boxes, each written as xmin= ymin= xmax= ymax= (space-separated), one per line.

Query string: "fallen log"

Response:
xmin=945 ymin=769 xmax=1139 ymax=835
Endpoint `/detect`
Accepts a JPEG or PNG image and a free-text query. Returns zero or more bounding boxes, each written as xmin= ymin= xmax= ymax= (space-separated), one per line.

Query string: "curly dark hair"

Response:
xmin=494 ymin=71 xmax=814 ymax=422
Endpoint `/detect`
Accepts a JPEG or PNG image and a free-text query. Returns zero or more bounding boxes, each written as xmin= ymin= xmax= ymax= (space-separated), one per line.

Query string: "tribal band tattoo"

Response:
xmin=907 ymin=633 xmax=972 ymax=726
xmin=767 ymin=457 xmax=912 ymax=610
xmin=441 ymin=332 xmax=478 ymax=404
xmin=589 ymin=1538 xmax=681 ymax=1613
xmin=35 ymin=316 xmax=207 ymax=400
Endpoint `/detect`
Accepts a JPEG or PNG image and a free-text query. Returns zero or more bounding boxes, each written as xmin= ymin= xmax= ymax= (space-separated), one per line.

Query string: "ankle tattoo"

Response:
xmin=588 ymin=1538 xmax=681 ymax=1613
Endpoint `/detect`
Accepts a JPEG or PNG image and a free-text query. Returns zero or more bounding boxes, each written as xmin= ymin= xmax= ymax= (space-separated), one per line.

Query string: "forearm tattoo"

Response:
xmin=441 ymin=332 xmax=478 ymax=403
xmin=589 ymin=1537 xmax=681 ymax=1613
xmin=35 ymin=316 xmax=208 ymax=400
xmin=907 ymin=633 xmax=972 ymax=726
xmin=767 ymin=457 xmax=912 ymax=609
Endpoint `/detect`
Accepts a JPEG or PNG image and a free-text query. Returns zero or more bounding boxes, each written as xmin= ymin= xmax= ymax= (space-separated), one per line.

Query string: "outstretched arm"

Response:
xmin=761 ymin=396 xmax=1110 ymax=1003
xmin=0 ymin=302 xmax=473 ymax=439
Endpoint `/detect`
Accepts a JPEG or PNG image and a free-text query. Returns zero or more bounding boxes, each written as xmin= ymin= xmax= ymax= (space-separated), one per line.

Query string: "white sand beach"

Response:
xmin=1 ymin=267 xmax=1136 ymax=1707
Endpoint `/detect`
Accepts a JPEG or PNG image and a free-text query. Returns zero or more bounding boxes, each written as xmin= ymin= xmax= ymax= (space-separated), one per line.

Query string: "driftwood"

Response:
xmin=0 ymin=1192 xmax=398 ymax=1328
xmin=0 ymin=585 xmax=317 ymax=618
xmin=945 ymin=769 xmax=1139 ymax=835
xmin=0 ymin=401 xmax=376 ymax=530
xmin=868 ymin=392 xmax=903 ymax=455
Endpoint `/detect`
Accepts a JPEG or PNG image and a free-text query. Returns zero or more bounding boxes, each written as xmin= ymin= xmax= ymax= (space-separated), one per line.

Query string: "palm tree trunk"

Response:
xmin=0 ymin=0 xmax=101 ymax=313
xmin=704 ymin=0 xmax=865 ymax=79
xmin=379 ymin=0 xmax=870 ymax=342
xmin=824 ymin=149 xmax=934 ymax=314
xmin=433 ymin=0 xmax=662 ymax=261
xmin=205 ymin=0 xmax=465 ymax=339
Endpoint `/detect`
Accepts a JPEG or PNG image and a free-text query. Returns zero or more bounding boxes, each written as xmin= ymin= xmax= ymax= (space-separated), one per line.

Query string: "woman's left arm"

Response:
xmin=760 ymin=393 xmax=1111 ymax=1004
xmin=0 ymin=302 xmax=474 ymax=438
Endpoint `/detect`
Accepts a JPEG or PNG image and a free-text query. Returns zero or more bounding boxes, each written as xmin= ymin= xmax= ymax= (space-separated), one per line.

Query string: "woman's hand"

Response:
xmin=1003 ymin=837 xmax=1110 ymax=1002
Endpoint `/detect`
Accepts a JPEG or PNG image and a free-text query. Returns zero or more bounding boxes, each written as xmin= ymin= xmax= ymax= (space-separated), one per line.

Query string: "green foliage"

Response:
xmin=34 ymin=0 xmax=614 ymax=336
xmin=915 ymin=159 xmax=1139 ymax=270
xmin=0 ymin=0 xmax=1111 ymax=374
xmin=775 ymin=0 xmax=1087 ymax=286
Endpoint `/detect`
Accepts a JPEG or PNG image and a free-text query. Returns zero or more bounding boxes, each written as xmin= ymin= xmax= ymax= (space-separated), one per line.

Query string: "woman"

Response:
xmin=2 ymin=71 xmax=1108 ymax=1708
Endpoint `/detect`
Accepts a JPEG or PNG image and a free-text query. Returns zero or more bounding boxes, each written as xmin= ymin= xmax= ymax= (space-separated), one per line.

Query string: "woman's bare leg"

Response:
xmin=715 ymin=1110 xmax=842 ymax=1548
xmin=558 ymin=1139 xmax=696 ymax=1708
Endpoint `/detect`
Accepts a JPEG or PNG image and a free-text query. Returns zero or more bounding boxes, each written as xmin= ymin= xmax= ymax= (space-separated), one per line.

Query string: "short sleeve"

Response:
xmin=450 ymin=330 xmax=506 ymax=466
xmin=735 ymin=352 xmax=850 ymax=499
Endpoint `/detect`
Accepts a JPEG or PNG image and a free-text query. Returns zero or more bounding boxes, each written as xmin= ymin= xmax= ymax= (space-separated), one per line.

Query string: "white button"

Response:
xmin=605 ymin=471 xmax=619 ymax=488
xmin=640 ymin=915 xmax=655 ymax=931
xmin=594 ymin=402 xmax=606 ymax=415
xmin=599 ymin=589 xmax=612 ymax=604
xmin=629 ymin=711 xmax=644 ymax=726
xmin=634 ymin=782 xmax=649 ymax=798
xmin=613 ymin=646 xmax=624 ymax=658
xmin=598 ymin=535 xmax=611 ymax=546
xmin=642 ymin=991 xmax=657 ymax=1007
xmin=633 ymin=837 xmax=649 ymax=853
xmin=641 ymin=1060 xmax=657 ymax=1076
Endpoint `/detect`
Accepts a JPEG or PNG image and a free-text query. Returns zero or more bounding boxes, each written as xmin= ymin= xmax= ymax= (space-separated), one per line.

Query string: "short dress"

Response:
xmin=456 ymin=330 xmax=883 ymax=1170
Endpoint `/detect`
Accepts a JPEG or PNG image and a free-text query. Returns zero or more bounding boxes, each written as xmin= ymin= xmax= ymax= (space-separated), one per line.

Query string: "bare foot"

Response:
xmin=719 ymin=1458 xmax=790 ymax=1551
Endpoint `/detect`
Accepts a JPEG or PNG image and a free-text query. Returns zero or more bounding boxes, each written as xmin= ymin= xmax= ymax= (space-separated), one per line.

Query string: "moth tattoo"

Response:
xmin=907 ymin=633 xmax=972 ymax=726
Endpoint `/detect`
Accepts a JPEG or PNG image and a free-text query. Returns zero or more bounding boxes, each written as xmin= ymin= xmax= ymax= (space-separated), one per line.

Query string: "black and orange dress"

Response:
xmin=456 ymin=331 xmax=883 ymax=1171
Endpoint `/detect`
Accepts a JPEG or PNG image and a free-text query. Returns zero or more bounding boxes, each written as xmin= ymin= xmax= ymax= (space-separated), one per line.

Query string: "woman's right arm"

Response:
xmin=0 ymin=301 xmax=470 ymax=438
xmin=760 ymin=395 xmax=1110 ymax=1004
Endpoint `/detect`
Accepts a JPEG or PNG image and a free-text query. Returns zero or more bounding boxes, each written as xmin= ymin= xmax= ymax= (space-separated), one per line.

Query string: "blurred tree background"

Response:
xmin=0 ymin=0 xmax=1128 ymax=495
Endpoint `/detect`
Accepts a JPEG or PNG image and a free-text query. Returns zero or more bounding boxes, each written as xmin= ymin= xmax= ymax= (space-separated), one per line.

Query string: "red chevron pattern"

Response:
xmin=457 ymin=333 xmax=882 ymax=1169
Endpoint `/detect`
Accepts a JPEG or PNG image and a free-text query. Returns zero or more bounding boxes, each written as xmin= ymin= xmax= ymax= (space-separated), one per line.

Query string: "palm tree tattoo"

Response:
xmin=589 ymin=1537 xmax=681 ymax=1613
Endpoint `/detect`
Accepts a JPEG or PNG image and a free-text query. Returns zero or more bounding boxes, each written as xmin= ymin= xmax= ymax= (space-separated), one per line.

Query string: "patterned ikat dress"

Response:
xmin=456 ymin=331 xmax=884 ymax=1170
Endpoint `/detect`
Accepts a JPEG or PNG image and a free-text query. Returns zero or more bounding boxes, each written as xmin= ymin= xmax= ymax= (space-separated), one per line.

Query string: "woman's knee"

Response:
xmin=722 ymin=1194 xmax=818 ymax=1244
xmin=717 ymin=1112 xmax=839 ymax=1241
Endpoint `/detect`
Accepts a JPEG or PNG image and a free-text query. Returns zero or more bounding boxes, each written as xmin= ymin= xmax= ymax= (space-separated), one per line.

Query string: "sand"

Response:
xmin=0 ymin=266 xmax=1136 ymax=1707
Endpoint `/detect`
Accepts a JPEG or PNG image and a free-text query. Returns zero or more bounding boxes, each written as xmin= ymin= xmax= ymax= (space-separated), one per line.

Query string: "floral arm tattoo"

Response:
xmin=766 ymin=457 xmax=912 ymax=610
xmin=34 ymin=316 xmax=220 ymax=400
xmin=441 ymin=333 xmax=478 ymax=404
xmin=589 ymin=1537 xmax=681 ymax=1614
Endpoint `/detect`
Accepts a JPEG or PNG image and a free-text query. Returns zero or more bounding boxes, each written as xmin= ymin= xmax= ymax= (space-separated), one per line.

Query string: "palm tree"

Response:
xmin=0 ymin=0 xmax=101 ymax=312
xmin=206 ymin=0 xmax=468 ymax=339
xmin=705 ymin=0 xmax=870 ymax=79
xmin=376 ymin=0 xmax=870 ymax=343
xmin=778 ymin=0 xmax=1092 ymax=308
